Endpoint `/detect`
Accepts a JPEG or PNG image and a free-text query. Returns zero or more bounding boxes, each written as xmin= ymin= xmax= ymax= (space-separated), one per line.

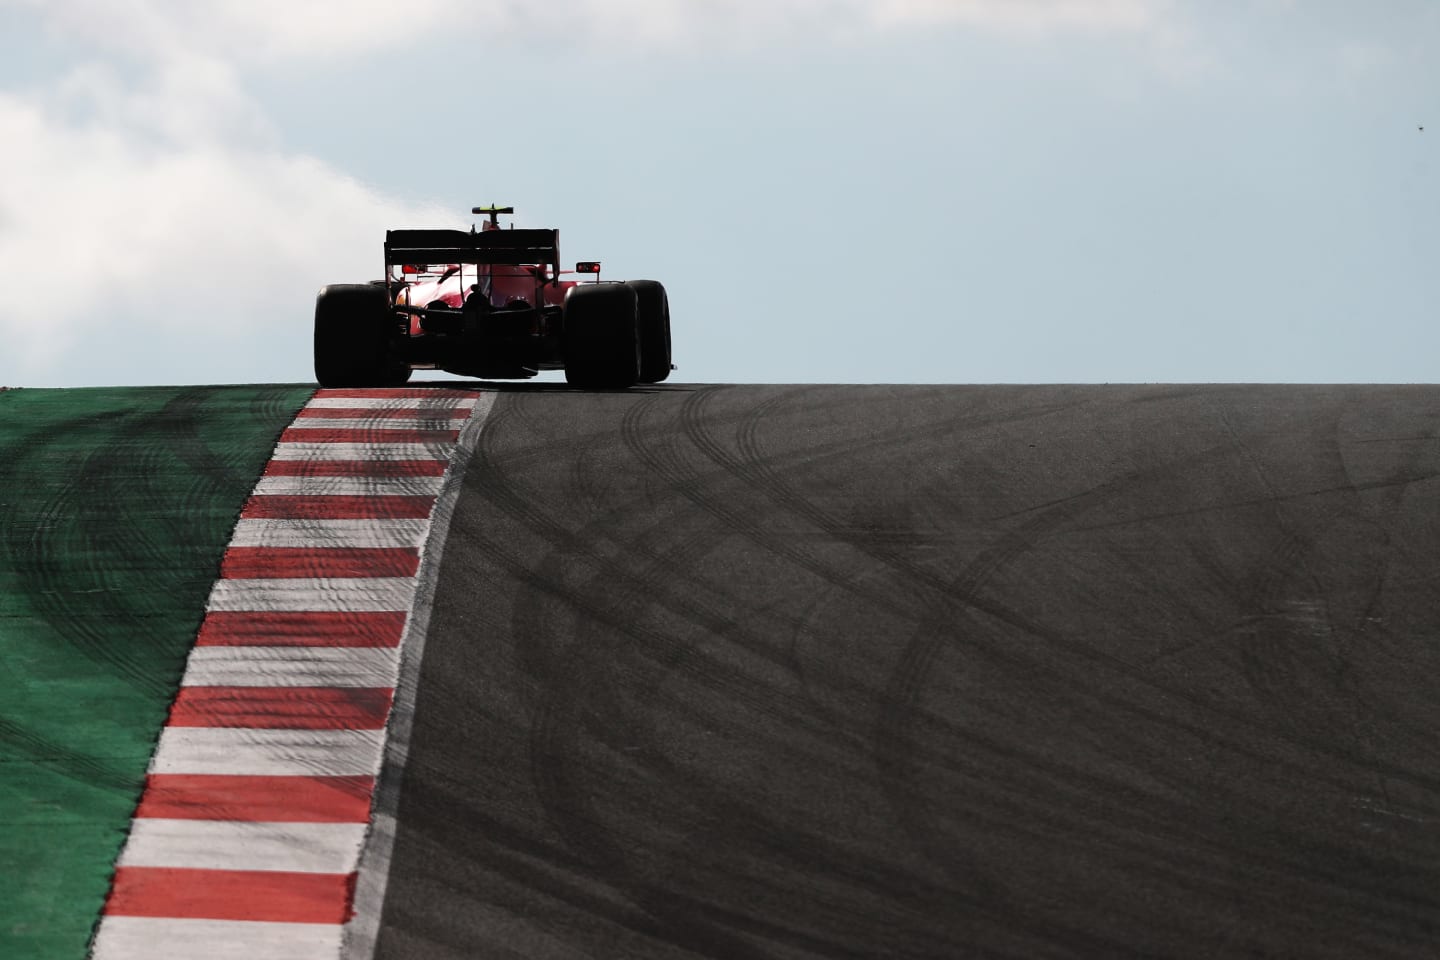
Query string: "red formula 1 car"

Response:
xmin=314 ymin=206 xmax=672 ymax=388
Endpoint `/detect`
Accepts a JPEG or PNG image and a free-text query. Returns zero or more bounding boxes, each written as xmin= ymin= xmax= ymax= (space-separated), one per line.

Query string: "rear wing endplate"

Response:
xmin=384 ymin=228 xmax=560 ymax=269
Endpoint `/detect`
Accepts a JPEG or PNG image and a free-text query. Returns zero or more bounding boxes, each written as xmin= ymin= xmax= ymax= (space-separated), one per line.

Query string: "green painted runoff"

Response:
xmin=0 ymin=385 xmax=311 ymax=960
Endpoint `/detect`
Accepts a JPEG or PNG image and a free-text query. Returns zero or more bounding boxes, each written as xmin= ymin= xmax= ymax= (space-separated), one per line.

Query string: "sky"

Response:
xmin=0 ymin=0 xmax=1435 ymax=387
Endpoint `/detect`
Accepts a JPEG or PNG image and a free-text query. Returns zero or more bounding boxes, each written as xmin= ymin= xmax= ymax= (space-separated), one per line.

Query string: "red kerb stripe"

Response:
xmin=221 ymin=547 xmax=420 ymax=579
xmin=196 ymin=610 xmax=407 ymax=647
xmin=136 ymin=775 xmax=375 ymax=823
xmin=279 ymin=427 xmax=459 ymax=444
xmin=241 ymin=495 xmax=436 ymax=520
xmin=295 ymin=407 xmax=472 ymax=421
xmin=169 ymin=687 xmax=394 ymax=730
xmin=106 ymin=867 xmax=356 ymax=923
xmin=263 ymin=459 xmax=448 ymax=478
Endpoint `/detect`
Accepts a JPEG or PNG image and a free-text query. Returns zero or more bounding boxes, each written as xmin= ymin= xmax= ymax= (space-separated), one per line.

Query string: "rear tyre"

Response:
xmin=563 ymin=283 xmax=640 ymax=389
xmin=627 ymin=280 xmax=671 ymax=384
xmin=314 ymin=284 xmax=395 ymax=388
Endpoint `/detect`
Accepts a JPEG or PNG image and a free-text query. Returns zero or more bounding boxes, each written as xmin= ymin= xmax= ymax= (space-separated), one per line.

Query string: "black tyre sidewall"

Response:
xmin=628 ymin=280 xmax=671 ymax=384
xmin=314 ymin=284 xmax=395 ymax=388
xmin=563 ymin=284 xmax=640 ymax=389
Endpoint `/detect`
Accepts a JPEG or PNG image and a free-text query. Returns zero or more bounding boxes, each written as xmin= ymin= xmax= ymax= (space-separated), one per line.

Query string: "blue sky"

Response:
xmin=1 ymin=1 xmax=1435 ymax=387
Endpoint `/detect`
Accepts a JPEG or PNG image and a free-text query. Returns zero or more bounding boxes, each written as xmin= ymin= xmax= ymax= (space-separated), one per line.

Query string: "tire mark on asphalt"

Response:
xmin=695 ymin=388 xmax=1440 ymax=794
xmin=389 ymin=385 xmax=1440 ymax=959
xmin=459 ymin=396 xmax=824 ymax=956
xmin=1211 ymin=400 xmax=1396 ymax=752
xmin=1334 ymin=394 xmax=1440 ymax=655
xmin=709 ymin=386 xmax=1440 ymax=952
xmin=474 ymin=392 xmax=1036 ymax=957
xmin=468 ymin=394 xmax=843 ymax=683
xmin=1221 ymin=398 xmax=1440 ymax=845
xmin=668 ymin=387 xmax=1176 ymax=955
xmin=539 ymin=396 xmax=946 ymax=957
xmin=866 ymin=393 xmax=1440 ymax=953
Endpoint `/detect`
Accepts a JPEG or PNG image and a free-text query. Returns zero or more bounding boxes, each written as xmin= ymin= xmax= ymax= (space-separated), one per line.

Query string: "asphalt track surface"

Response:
xmin=374 ymin=384 xmax=1440 ymax=959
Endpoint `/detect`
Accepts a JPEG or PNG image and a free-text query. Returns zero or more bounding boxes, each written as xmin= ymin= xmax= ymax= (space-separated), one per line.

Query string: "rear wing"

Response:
xmin=384 ymin=228 xmax=560 ymax=270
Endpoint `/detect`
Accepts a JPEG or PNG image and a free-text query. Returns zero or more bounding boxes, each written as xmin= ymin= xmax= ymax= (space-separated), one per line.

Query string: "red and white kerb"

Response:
xmin=90 ymin=388 xmax=487 ymax=960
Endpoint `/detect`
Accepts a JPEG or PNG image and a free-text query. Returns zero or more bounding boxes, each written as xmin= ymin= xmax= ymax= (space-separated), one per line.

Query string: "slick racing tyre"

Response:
xmin=314 ymin=284 xmax=397 ymax=388
xmin=563 ymin=283 xmax=640 ymax=389
xmin=627 ymin=279 xmax=672 ymax=384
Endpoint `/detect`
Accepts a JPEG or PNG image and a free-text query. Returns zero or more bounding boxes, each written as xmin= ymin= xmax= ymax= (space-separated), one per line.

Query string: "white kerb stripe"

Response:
xmin=230 ymin=519 xmax=429 ymax=550
xmin=182 ymin=646 xmax=400 ymax=688
xmin=119 ymin=819 xmax=368 ymax=874
xmin=271 ymin=442 xmax=452 ymax=462
xmin=252 ymin=475 xmax=445 ymax=497
xmin=306 ymin=396 xmax=479 ymax=410
xmin=93 ymin=918 xmax=342 ymax=960
xmin=151 ymin=728 xmax=385 ymax=777
xmin=207 ymin=578 xmax=418 ymax=613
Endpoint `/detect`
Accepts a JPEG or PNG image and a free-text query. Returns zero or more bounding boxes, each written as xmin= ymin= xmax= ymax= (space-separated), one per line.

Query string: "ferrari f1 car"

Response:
xmin=314 ymin=206 xmax=672 ymax=388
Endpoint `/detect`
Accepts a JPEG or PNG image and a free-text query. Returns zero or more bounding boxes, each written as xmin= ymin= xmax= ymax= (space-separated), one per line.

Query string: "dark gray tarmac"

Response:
xmin=374 ymin=384 xmax=1440 ymax=959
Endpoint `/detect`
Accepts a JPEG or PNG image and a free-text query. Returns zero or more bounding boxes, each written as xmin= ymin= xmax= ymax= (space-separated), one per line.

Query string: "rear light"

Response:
xmin=401 ymin=264 xmax=420 ymax=275
xmin=575 ymin=261 xmax=601 ymax=274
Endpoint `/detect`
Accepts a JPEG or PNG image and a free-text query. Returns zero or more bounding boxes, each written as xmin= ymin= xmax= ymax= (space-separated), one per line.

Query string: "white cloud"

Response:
xmin=48 ymin=55 xmax=272 ymax=148
xmin=0 ymin=0 xmax=466 ymax=385
xmin=0 ymin=81 xmax=450 ymax=384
